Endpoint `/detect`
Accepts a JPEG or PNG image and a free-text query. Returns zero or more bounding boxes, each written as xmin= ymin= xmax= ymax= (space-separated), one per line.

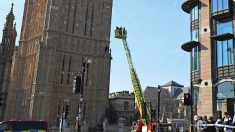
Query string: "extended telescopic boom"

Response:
xmin=114 ymin=27 xmax=151 ymax=124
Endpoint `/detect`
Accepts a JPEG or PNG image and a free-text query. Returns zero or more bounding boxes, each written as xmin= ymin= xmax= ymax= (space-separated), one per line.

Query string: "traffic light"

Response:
xmin=64 ymin=104 xmax=70 ymax=119
xmin=184 ymin=93 xmax=191 ymax=106
xmin=0 ymin=96 xmax=3 ymax=106
xmin=73 ymin=75 xmax=82 ymax=94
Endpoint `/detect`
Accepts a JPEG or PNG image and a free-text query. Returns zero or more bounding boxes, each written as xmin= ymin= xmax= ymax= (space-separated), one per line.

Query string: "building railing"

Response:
xmin=191 ymin=19 xmax=199 ymax=30
xmin=195 ymin=123 xmax=235 ymax=129
xmin=217 ymin=65 xmax=234 ymax=78
xmin=191 ymin=70 xmax=200 ymax=83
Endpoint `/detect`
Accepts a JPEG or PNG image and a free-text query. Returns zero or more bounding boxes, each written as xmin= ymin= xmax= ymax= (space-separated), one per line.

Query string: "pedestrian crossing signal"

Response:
xmin=73 ymin=75 xmax=82 ymax=94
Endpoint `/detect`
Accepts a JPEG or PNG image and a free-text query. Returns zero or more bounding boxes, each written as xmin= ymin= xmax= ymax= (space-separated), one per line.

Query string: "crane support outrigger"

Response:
xmin=114 ymin=27 xmax=152 ymax=127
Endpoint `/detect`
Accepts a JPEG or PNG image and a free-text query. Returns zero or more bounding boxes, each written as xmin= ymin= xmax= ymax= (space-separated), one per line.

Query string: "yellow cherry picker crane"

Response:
xmin=114 ymin=27 xmax=156 ymax=132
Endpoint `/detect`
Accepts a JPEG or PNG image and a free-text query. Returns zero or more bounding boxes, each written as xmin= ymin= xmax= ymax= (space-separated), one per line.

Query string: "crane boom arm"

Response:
xmin=115 ymin=27 xmax=151 ymax=124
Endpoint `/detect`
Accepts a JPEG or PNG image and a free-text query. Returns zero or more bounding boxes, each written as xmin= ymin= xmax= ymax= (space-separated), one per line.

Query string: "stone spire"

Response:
xmin=1 ymin=3 xmax=17 ymax=54
xmin=0 ymin=3 xmax=17 ymax=120
xmin=4 ymin=3 xmax=15 ymax=31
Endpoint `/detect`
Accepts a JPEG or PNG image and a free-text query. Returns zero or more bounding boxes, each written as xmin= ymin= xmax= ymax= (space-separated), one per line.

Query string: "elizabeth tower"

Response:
xmin=5 ymin=0 xmax=113 ymax=129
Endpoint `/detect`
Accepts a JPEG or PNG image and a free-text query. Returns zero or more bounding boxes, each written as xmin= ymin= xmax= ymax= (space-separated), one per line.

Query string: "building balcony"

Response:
xmin=191 ymin=19 xmax=199 ymax=30
xmin=217 ymin=65 xmax=235 ymax=79
xmin=182 ymin=0 xmax=199 ymax=14
xmin=211 ymin=33 xmax=234 ymax=41
xmin=191 ymin=70 xmax=200 ymax=84
xmin=212 ymin=9 xmax=232 ymax=21
xmin=181 ymin=41 xmax=200 ymax=52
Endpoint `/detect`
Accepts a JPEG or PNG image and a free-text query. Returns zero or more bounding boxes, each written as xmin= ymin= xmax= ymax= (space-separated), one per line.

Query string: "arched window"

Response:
xmin=216 ymin=82 xmax=235 ymax=117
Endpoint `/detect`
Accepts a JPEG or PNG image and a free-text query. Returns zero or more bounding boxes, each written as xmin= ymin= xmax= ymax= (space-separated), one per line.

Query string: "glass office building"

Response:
xmin=181 ymin=0 xmax=235 ymax=118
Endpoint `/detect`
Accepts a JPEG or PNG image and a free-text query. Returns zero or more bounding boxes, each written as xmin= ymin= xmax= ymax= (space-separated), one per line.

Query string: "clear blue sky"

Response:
xmin=0 ymin=0 xmax=190 ymax=93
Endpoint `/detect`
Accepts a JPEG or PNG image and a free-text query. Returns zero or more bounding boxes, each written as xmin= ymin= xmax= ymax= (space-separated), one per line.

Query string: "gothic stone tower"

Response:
xmin=0 ymin=4 xmax=17 ymax=120
xmin=5 ymin=0 xmax=113 ymax=129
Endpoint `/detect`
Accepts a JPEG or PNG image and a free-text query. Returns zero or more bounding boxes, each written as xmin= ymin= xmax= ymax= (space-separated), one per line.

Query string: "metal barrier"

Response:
xmin=195 ymin=123 xmax=235 ymax=128
xmin=171 ymin=119 xmax=190 ymax=132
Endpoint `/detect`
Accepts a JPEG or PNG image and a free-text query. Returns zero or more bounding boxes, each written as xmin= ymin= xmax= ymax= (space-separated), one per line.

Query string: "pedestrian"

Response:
xmin=194 ymin=114 xmax=198 ymax=124
xmin=123 ymin=28 xmax=127 ymax=39
xmin=203 ymin=115 xmax=208 ymax=124
xmin=215 ymin=115 xmax=223 ymax=132
xmin=223 ymin=112 xmax=232 ymax=132
xmin=207 ymin=116 xmax=216 ymax=132
xmin=115 ymin=27 xmax=120 ymax=38
xmin=202 ymin=115 xmax=208 ymax=131
xmin=197 ymin=116 xmax=204 ymax=132
xmin=223 ymin=112 xmax=232 ymax=125
xmin=118 ymin=27 xmax=123 ymax=36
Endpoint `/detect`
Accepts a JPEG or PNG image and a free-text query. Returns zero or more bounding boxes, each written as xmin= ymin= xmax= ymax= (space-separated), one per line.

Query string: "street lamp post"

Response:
xmin=77 ymin=58 xmax=92 ymax=132
xmin=190 ymin=81 xmax=194 ymax=132
xmin=157 ymin=85 xmax=161 ymax=132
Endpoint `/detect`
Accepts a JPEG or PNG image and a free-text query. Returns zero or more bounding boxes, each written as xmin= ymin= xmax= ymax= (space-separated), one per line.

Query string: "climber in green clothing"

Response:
xmin=115 ymin=26 xmax=119 ymax=38
xmin=123 ymin=28 xmax=127 ymax=39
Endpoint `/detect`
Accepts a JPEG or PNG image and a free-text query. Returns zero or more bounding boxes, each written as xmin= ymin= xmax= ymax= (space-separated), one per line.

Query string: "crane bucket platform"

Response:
xmin=114 ymin=27 xmax=127 ymax=39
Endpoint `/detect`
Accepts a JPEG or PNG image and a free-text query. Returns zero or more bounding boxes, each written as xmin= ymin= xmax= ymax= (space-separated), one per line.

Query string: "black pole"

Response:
xmin=77 ymin=100 xmax=80 ymax=132
xmin=190 ymin=46 xmax=194 ymax=131
xmin=58 ymin=101 xmax=61 ymax=115
xmin=83 ymin=63 xmax=89 ymax=121
xmin=157 ymin=85 xmax=161 ymax=132
xmin=56 ymin=101 xmax=61 ymax=127
xmin=86 ymin=63 xmax=89 ymax=86
xmin=150 ymin=101 xmax=152 ymax=123
xmin=83 ymin=102 xmax=86 ymax=121
xmin=81 ymin=61 xmax=86 ymax=95
xmin=190 ymin=81 xmax=194 ymax=132
xmin=61 ymin=106 xmax=64 ymax=132
xmin=78 ymin=59 xmax=87 ymax=131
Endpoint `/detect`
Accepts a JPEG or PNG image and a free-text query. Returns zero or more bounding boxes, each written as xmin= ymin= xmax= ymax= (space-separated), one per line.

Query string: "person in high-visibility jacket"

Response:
xmin=123 ymin=28 xmax=127 ymax=39
xmin=114 ymin=27 xmax=120 ymax=38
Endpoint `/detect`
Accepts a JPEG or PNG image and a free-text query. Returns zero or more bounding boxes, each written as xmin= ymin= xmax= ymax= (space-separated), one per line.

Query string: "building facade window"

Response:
xmin=216 ymin=21 xmax=234 ymax=68
xmin=193 ymin=87 xmax=200 ymax=114
xmin=193 ymin=87 xmax=200 ymax=103
xmin=212 ymin=0 xmax=229 ymax=13
xmin=212 ymin=9 xmax=234 ymax=76
xmin=190 ymin=4 xmax=200 ymax=82
xmin=217 ymin=21 xmax=233 ymax=35
xmin=217 ymin=39 xmax=234 ymax=67
xmin=192 ymin=47 xmax=200 ymax=71
xmin=191 ymin=5 xmax=199 ymax=71
xmin=191 ymin=6 xmax=199 ymax=21
xmin=191 ymin=29 xmax=199 ymax=71
xmin=192 ymin=30 xmax=199 ymax=41
xmin=216 ymin=82 xmax=235 ymax=117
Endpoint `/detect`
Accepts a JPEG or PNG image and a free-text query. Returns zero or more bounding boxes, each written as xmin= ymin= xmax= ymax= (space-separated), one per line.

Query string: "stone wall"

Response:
xmin=109 ymin=91 xmax=135 ymax=124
